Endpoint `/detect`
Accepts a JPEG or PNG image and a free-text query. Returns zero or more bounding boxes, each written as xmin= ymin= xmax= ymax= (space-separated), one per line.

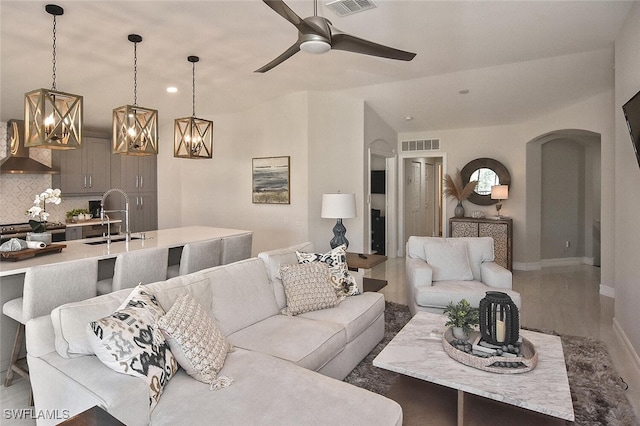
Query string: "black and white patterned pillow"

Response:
xmin=87 ymin=285 xmax=178 ymax=410
xmin=296 ymin=245 xmax=359 ymax=296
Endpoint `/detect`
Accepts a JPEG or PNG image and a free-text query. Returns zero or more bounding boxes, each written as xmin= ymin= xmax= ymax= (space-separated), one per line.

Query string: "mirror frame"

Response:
xmin=460 ymin=158 xmax=511 ymax=206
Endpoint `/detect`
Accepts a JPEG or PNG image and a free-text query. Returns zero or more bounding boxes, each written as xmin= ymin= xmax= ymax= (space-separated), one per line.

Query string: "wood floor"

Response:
xmin=2 ymin=261 xmax=639 ymax=425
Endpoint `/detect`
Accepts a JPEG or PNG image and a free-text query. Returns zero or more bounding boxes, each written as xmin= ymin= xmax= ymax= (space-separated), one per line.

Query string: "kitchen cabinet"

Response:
xmin=52 ymin=134 xmax=111 ymax=195
xmin=110 ymin=154 xmax=157 ymax=233
xmin=449 ymin=217 xmax=513 ymax=271
xmin=65 ymin=227 xmax=82 ymax=241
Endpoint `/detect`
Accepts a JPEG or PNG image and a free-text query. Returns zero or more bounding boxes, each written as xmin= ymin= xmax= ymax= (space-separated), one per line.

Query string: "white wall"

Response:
xmin=399 ymin=89 xmax=614 ymax=274
xmin=614 ymin=1 xmax=640 ymax=359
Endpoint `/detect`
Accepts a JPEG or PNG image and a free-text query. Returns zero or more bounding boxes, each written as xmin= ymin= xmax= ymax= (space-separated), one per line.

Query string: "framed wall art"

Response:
xmin=252 ymin=156 xmax=290 ymax=204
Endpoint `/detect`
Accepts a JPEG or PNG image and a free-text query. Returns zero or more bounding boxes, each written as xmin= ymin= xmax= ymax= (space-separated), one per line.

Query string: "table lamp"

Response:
xmin=321 ymin=193 xmax=356 ymax=249
xmin=491 ymin=185 xmax=509 ymax=218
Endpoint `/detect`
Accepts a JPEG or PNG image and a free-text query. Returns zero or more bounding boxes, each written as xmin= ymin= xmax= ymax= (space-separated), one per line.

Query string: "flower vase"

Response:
xmin=452 ymin=327 xmax=468 ymax=340
xmin=454 ymin=201 xmax=465 ymax=218
xmin=27 ymin=232 xmax=52 ymax=246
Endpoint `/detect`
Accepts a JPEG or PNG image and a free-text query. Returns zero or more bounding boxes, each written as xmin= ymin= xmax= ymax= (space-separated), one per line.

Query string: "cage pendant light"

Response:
xmin=25 ymin=4 xmax=83 ymax=150
xmin=112 ymin=34 xmax=158 ymax=155
xmin=174 ymin=56 xmax=213 ymax=159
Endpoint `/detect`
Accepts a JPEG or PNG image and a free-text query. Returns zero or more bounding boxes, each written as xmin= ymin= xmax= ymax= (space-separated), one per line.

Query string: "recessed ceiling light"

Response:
xmin=166 ymin=87 xmax=178 ymax=93
xmin=405 ymin=116 xmax=413 ymax=121
xmin=459 ymin=89 xmax=470 ymax=95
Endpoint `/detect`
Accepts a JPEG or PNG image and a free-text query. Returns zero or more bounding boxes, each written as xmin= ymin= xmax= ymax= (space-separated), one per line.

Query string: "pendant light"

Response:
xmin=112 ymin=34 xmax=158 ymax=155
xmin=25 ymin=4 xmax=83 ymax=150
xmin=174 ymin=56 xmax=213 ymax=159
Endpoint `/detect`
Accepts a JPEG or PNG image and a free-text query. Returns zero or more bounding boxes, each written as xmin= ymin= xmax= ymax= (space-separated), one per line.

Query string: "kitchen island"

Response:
xmin=0 ymin=226 xmax=251 ymax=372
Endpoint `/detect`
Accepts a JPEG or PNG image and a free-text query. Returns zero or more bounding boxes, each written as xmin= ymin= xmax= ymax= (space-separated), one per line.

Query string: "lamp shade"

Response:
xmin=321 ymin=193 xmax=357 ymax=219
xmin=491 ymin=185 xmax=509 ymax=200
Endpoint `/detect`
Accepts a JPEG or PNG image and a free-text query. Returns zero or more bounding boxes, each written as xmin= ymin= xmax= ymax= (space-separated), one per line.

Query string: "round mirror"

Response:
xmin=461 ymin=158 xmax=511 ymax=205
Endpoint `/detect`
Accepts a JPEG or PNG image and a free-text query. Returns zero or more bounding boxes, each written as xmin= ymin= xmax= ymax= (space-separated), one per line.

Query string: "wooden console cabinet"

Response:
xmin=449 ymin=217 xmax=513 ymax=271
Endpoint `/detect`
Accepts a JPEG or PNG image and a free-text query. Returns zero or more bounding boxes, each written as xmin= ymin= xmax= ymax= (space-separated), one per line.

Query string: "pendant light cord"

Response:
xmin=133 ymin=41 xmax=138 ymax=106
xmin=51 ymin=14 xmax=57 ymax=90
xmin=192 ymin=61 xmax=196 ymax=117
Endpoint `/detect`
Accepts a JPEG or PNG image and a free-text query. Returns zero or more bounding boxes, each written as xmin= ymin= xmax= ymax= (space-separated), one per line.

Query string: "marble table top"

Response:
xmin=373 ymin=312 xmax=575 ymax=421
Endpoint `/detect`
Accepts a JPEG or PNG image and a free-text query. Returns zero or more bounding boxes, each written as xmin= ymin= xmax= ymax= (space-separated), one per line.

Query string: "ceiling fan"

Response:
xmin=255 ymin=0 xmax=416 ymax=73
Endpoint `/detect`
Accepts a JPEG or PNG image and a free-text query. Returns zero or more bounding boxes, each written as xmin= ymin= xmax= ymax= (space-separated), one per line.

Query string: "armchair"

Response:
xmin=406 ymin=236 xmax=521 ymax=315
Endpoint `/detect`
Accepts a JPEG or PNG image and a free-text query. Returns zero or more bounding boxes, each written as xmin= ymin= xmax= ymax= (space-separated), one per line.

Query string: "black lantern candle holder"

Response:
xmin=479 ymin=291 xmax=520 ymax=345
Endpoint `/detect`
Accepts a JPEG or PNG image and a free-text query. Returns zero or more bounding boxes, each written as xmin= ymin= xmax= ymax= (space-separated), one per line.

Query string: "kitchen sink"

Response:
xmin=84 ymin=236 xmax=142 ymax=245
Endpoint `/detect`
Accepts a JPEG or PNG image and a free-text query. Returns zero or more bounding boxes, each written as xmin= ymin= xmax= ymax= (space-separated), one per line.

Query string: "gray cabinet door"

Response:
xmin=52 ymin=135 xmax=111 ymax=195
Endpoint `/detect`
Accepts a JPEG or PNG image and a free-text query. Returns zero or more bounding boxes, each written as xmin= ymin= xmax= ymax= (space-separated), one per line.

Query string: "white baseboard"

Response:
xmin=613 ymin=317 xmax=640 ymax=373
xmin=513 ymin=262 xmax=541 ymax=271
xmin=599 ymin=284 xmax=615 ymax=298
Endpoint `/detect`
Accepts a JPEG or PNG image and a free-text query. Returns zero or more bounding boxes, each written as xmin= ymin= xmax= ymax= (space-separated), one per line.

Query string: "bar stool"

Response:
xmin=166 ymin=238 xmax=222 ymax=278
xmin=220 ymin=233 xmax=253 ymax=265
xmin=97 ymin=247 xmax=169 ymax=295
xmin=3 ymin=258 xmax=98 ymax=393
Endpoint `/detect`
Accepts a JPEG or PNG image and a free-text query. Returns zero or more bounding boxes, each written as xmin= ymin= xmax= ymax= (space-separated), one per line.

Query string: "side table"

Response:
xmin=345 ymin=252 xmax=388 ymax=293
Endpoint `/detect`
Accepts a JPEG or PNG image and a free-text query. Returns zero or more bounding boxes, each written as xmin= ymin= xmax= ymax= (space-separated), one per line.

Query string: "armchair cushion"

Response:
xmin=424 ymin=239 xmax=473 ymax=281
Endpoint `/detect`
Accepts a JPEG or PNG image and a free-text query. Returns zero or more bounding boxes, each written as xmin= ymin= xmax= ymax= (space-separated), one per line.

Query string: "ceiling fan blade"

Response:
xmin=262 ymin=0 xmax=311 ymax=33
xmin=255 ymin=43 xmax=301 ymax=73
xmin=330 ymin=28 xmax=416 ymax=61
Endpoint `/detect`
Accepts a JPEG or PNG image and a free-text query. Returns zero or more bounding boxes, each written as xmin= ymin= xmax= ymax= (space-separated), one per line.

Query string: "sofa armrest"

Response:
xmin=480 ymin=262 xmax=512 ymax=289
xmin=406 ymin=257 xmax=433 ymax=290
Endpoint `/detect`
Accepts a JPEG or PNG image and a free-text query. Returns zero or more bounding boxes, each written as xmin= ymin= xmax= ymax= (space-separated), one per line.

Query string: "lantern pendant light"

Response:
xmin=25 ymin=4 xmax=83 ymax=150
xmin=112 ymin=34 xmax=158 ymax=155
xmin=174 ymin=56 xmax=213 ymax=159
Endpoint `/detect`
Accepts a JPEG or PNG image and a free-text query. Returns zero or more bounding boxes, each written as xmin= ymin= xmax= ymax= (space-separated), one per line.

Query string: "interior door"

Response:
xmin=425 ymin=162 xmax=435 ymax=237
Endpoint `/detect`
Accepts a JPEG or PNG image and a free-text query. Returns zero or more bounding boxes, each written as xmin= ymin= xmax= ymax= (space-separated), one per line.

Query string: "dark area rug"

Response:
xmin=344 ymin=302 xmax=638 ymax=426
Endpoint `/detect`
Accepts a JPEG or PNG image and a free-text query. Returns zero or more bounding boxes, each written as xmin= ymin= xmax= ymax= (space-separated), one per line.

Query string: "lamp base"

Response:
xmin=330 ymin=218 xmax=349 ymax=249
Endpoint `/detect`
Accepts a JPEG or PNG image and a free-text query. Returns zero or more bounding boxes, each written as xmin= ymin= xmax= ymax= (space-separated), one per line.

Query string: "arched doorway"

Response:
xmin=525 ymin=129 xmax=601 ymax=268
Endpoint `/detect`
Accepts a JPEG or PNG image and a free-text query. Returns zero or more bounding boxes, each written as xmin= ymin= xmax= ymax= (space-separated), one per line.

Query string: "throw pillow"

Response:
xmin=296 ymin=245 xmax=359 ymax=296
xmin=87 ymin=285 xmax=178 ymax=410
xmin=158 ymin=293 xmax=233 ymax=390
xmin=424 ymin=239 xmax=474 ymax=281
xmin=279 ymin=262 xmax=342 ymax=315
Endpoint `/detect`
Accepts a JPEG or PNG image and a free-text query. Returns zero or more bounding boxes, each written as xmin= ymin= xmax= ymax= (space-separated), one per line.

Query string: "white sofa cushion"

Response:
xmin=424 ymin=239 xmax=473 ymax=281
xmin=279 ymin=263 xmax=342 ymax=315
xmin=415 ymin=280 xmax=521 ymax=310
xmin=150 ymin=348 xmax=403 ymax=426
xmin=51 ymin=288 xmax=130 ymax=358
xmin=227 ymin=315 xmax=346 ymax=371
xmin=202 ymin=258 xmax=280 ymax=336
xmin=158 ymin=293 xmax=233 ymax=389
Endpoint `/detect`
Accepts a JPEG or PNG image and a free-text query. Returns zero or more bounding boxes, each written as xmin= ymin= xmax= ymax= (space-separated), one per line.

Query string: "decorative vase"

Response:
xmin=452 ymin=327 xmax=468 ymax=340
xmin=27 ymin=232 xmax=52 ymax=246
xmin=454 ymin=201 xmax=465 ymax=218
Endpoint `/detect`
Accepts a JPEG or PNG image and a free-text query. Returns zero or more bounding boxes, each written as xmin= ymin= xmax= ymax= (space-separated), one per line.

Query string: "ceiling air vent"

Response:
xmin=326 ymin=0 xmax=377 ymax=17
xmin=401 ymin=139 xmax=441 ymax=152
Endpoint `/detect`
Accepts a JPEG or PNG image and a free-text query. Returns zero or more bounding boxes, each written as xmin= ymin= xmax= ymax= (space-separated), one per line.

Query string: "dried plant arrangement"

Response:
xmin=443 ymin=169 xmax=478 ymax=202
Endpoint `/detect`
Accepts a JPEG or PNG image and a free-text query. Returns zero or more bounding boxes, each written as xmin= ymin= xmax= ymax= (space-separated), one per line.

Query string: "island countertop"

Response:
xmin=0 ymin=226 xmax=251 ymax=277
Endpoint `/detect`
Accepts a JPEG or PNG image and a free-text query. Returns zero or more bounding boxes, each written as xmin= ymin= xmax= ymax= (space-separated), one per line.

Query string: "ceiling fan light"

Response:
xmin=300 ymin=40 xmax=331 ymax=54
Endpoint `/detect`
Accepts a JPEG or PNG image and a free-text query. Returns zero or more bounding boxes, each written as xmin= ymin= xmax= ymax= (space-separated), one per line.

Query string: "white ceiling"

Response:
xmin=0 ymin=1 xmax=633 ymax=134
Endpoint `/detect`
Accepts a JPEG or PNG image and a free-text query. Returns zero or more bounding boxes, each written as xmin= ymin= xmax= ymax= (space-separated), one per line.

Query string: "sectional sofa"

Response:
xmin=26 ymin=242 xmax=402 ymax=425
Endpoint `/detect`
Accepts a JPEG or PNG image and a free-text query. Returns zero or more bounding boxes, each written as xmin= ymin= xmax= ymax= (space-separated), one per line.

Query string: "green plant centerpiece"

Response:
xmin=444 ymin=299 xmax=479 ymax=340
xmin=66 ymin=208 xmax=90 ymax=220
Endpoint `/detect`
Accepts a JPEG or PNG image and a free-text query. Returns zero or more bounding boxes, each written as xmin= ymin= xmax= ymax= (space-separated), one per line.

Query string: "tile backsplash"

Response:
xmin=0 ymin=121 xmax=98 ymax=224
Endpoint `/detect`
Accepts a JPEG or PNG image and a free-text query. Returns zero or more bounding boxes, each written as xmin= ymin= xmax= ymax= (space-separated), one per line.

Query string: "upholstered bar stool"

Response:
xmin=220 ymin=233 xmax=253 ymax=265
xmin=166 ymin=238 xmax=223 ymax=278
xmin=97 ymin=247 xmax=169 ymax=295
xmin=3 ymin=258 xmax=99 ymax=391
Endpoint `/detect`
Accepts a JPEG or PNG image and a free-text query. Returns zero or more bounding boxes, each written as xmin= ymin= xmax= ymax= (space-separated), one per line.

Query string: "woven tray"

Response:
xmin=442 ymin=328 xmax=538 ymax=374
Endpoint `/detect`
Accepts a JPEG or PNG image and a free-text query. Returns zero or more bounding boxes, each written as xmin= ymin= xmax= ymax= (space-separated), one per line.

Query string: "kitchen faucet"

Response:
xmin=100 ymin=188 xmax=130 ymax=242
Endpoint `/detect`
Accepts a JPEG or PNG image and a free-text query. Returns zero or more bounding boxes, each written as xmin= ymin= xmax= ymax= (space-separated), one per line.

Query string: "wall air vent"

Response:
xmin=401 ymin=139 xmax=440 ymax=152
xmin=326 ymin=0 xmax=377 ymax=17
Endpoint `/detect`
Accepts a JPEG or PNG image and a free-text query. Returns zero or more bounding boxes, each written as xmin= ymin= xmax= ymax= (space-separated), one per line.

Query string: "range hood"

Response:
xmin=0 ymin=119 xmax=59 ymax=174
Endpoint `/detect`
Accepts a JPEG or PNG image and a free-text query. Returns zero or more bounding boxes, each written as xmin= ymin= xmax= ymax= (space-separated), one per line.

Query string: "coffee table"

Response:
xmin=373 ymin=312 xmax=574 ymax=425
